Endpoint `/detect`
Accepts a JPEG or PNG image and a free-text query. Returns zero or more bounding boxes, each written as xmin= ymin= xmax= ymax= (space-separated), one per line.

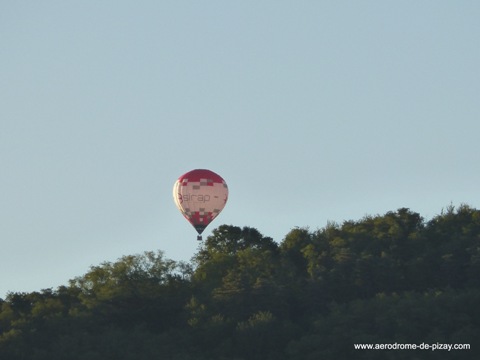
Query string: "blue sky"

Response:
xmin=1 ymin=1 xmax=479 ymax=298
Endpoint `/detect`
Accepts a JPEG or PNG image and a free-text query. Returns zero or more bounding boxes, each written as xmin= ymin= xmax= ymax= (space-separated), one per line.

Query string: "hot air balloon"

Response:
xmin=173 ymin=169 xmax=228 ymax=240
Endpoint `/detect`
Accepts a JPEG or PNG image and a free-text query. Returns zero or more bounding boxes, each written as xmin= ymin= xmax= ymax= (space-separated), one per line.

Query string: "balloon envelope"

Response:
xmin=173 ymin=169 xmax=228 ymax=235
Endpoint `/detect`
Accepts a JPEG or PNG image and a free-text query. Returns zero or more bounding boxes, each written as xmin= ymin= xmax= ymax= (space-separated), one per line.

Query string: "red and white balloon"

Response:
xmin=173 ymin=169 xmax=228 ymax=240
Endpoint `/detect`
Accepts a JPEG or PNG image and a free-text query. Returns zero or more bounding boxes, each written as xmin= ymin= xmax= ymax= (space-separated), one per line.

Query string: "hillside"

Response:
xmin=1 ymin=205 xmax=479 ymax=359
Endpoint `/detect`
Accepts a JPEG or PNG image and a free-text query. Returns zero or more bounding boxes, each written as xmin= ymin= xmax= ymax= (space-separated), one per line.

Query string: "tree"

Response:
xmin=2 ymin=206 xmax=480 ymax=359
xmin=192 ymin=225 xmax=278 ymax=295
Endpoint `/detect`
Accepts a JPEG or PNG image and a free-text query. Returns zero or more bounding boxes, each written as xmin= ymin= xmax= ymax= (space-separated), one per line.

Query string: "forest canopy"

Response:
xmin=1 ymin=205 xmax=479 ymax=359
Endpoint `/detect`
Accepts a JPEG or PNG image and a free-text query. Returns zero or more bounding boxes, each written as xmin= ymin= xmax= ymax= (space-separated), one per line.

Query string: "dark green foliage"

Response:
xmin=1 ymin=206 xmax=479 ymax=359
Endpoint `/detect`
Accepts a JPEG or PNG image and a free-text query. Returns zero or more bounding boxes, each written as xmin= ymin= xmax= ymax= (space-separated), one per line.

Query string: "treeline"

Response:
xmin=1 ymin=205 xmax=479 ymax=359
